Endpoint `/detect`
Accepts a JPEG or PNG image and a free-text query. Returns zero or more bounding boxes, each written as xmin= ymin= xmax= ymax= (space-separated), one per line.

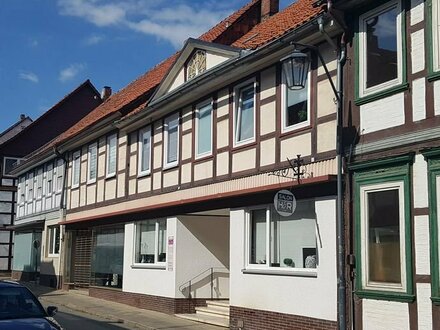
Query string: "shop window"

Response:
xmin=138 ymin=126 xmax=151 ymax=176
xmin=71 ymin=151 xmax=80 ymax=188
xmin=357 ymin=1 xmax=404 ymax=99
xmin=234 ymin=81 xmax=255 ymax=146
xmin=195 ymin=101 xmax=213 ymax=158
xmin=106 ymin=133 xmax=117 ymax=177
xmin=282 ymin=70 xmax=310 ymax=132
xmin=87 ymin=143 xmax=97 ymax=183
xmin=353 ymin=158 xmax=413 ymax=301
xmin=48 ymin=226 xmax=60 ymax=256
xmin=91 ymin=226 xmax=124 ymax=288
xmin=247 ymin=200 xmax=317 ymax=272
xmin=134 ymin=219 xmax=167 ymax=266
xmin=164 ymin=113 xmax=179 ymax=168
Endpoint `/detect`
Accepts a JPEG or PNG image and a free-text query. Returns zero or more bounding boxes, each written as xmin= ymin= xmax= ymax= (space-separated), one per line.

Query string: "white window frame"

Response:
xmin=2 ymin=157 xmax=23 ymax=176
xmin=163 ymin=113 xmax=180 ymax=169
xmin=47 ymin=226 xmax=60 ymax=257
xmin=138 ymin=126 xmax=152 ymax=177
xmin=71 ymin=151 xmax=81 ymax=189
xmin=106 ymin=133 xmax=117 ymax=178
xmin=359 ymin=181 xmax=407 ymax=292
xmin=358 ymin=0 xmax=403 ymax=98
xmin=244 ymin=202 xmax=318 ymax=277
xmin=87 ymin=142 xmax=98 ymax=184
xmin=432 ymin=0 xmax=440 ymax=72
xmin=281 ymin=70 xmax=311 ymax=133
xmin=195 ymin=100 xmax=213 ymax=159
xmin=132 ymin=219 xmax=167 ymax=268
xmin=233 ymin=79 xmax=256 ymax=147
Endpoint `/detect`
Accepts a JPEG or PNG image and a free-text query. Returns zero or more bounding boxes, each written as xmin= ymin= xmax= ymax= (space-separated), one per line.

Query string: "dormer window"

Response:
xmin=187 ymin=50 xmax=206 ymax=80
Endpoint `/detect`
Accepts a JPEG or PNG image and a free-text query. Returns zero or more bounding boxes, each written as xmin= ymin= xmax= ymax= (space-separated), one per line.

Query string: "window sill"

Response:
xmin=355 ymin=289 xmax=415 ymax=302
xmin=86 ymin=179 xmax=97 ymax=186
xmin=242 ymin=268 xmax=317 ymax=277
xmin=71 ymin=185 xmax=79 ymax=190
xmin=431 ymin=296 xmax=440 ymax=305
xmin=105 ymin=173 xmax=116 ymax=180
xmin=355 ymin=83 xmax=409 ymax=106
xmin=163 ymin=163 xmax=178 ymax=171
xmin=428 ymin=71 xmax=440 ymax=82
xmin=137 ymin=171 xmax=151 ymax=179
xmin=48 ymin=254 xmax=60 ymax=258
xmin=131 ymin=264 xmax=166 ymax=270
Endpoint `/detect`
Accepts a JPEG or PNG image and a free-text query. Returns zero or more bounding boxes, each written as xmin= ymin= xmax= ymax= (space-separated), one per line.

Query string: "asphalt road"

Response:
xmin=52 ymin=306 xmax=136 ymax=330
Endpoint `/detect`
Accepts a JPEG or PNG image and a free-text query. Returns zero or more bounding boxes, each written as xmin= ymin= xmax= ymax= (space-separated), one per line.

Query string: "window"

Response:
xmin=354 ymin=158 xmax=413 ymax=301
xmin=234 ymin=82 xmax=255 ymax=146
xmin=45 ymin=163 xmax=53 ymax=196
xmin=282 ymin=70 xmax=310 ymax=131
xmin=246 ymin=200 xmax=317 ymax=273
xmin=71 ymin=151 xmax=80 ymax=188
xmin=195 ymin=101 xmax=213 ymax=158
xmin=164 ymin=113 xmax=179 ymax=168
xmin=358 ymin=1 xmax=404 ymax=98
xmin=187 ymin=50 xmax=206 ymax=80
xmin=431 ymin=0 xmax=440 ymax=74
xmin=26 ymin=173 xmax=34 ymax=200
xmin=134 ymin=219 xmax=167 ymax=265
xmin=106 ymin=134 xmax=117 ymax=177
xmin=138 ymin=126 xmax=151 ymax=176
xmin=87 ymin=143 xmax=98 ymax=183
xmin=48 ymin=226 xmax=60 ymax=256
xmin=17 ymin=177 xmax=25 ymax=205
xmin=56 ymin=159 xmax=64 ymax=193
xmin=35 ymin=168 xmax=43 ymax=199
xmin=3 ymin=157 xmax=23 ymax=176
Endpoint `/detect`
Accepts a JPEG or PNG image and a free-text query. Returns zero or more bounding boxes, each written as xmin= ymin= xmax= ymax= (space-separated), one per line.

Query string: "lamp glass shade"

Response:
xmin=281 ymin=50 xmax=310 ymax=90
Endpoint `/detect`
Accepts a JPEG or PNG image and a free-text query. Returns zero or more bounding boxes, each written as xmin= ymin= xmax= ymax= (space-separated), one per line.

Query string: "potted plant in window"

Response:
xmin=283 ymin=258 xmax=294 ymax=267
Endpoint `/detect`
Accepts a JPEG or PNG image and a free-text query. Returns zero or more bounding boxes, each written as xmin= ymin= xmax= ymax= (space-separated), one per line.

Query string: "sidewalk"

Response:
xmin=20 ymin=282 xmax=223 ymax=330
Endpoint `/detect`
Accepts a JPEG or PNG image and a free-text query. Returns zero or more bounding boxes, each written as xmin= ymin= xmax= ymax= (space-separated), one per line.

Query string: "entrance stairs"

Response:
xmin=176 ymin=300 xmax=230 ymax=328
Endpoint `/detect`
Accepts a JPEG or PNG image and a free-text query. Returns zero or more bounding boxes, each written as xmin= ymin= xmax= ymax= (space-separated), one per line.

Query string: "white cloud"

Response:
xmin=59 ymin=63 xmax=86 ymax=82
xmin=57 ymin=0 xmax=233 ymax=49
xmin=83 ymin=34 xmax=104 ymax=45
xmin=19 ymin=71 xmax=39 ymax=83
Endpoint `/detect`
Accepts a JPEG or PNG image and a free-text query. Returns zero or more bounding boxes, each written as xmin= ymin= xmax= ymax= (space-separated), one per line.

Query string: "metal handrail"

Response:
xmin=178 ymin=266 xmax=229 ymax=299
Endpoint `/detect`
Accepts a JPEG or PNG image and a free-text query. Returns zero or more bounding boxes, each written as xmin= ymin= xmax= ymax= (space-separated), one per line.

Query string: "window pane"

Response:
xmin=270 ymin=201 xmax=316 ymax=268
xmin=250 ymin=209 xmax=266 ymax=264
xmin=285 ymin=74 xmax=308 ymax=127
xmin=167 ymin=118 xmax=178 ymax=164
xmin=158 ymin=220 xmax=167 ymax=262
xmin=107 ymin=135 xmax=117 ymax=175
xmin=91 ymin=226 xmax=124 ymax=288
xmin=54 ymin=227 xmax=60 ymax=254
xmin=89 ymin=144 xmax=97 ymax=181
xmin=365 ymin=6 xmax=398 ymax=88
xmin=197 ymin=104 xmax=212 ymax=155
xmin=136 ymin=221 xmax=156 ymax=263
xmin=140 ymin=130 xmax=151 ymax=172
xmin=0 ymin=214 xmax=11 ymax=226
xmin=236 ymin=85 xmax=254 ymax=142
xmin=0 ymin=191 xmax=12 ymax=202
xmin=367 ymin=189 xmax=401 ymax=283
xmin=73 ymin=154 xmax=80 ymax=186
xmin=0 ymin=202 xmax=12 ymax=213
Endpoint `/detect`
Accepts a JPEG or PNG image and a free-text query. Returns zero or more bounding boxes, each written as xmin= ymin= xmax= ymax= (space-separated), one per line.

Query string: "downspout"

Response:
xmin=318 ymin=5 xmax=347 ymax=329
xmin=54 ymin=146 xmax=68 ymax=289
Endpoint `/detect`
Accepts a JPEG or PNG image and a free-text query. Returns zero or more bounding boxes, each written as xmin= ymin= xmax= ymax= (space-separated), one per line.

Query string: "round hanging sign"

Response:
xmin=274 ymin=189 xmax=296 ymax=217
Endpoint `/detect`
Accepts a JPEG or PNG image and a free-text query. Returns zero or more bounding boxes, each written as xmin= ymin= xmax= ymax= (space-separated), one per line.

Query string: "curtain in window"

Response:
xmin=140 ymin=130 xmax=150 ymax=172
xmin=88 ymin=144 xmax=97 ymax=180
xmin=197 ymin=104 xmax=212 ymax=155
xmin=73 ymin=154 xmax=80 ymax=185
xmin=167 ymin=117 xmax=179 ymax=163
xmin=107 ymin=135 xmax=117 ymax=175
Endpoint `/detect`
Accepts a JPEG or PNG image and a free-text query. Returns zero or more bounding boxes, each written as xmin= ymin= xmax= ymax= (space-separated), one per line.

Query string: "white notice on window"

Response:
xmin=167 ymin=236 xmax=174 ymax=271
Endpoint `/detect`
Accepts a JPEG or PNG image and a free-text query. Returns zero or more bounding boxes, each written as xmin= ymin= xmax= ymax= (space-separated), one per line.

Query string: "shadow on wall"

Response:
xmin=180 ymin=270 xmax=230 ymax=299
xmin=12 ymin=260 xmax=58 ymax=289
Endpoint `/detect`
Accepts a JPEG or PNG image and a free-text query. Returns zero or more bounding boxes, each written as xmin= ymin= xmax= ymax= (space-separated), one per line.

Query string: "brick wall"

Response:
xmin=89 ymin=286 xmax=207 ymax=314
xmin=230 ymin=306 xmax=337 ymax=330
xmin=11 ymin=270 xmax=37 ymax=282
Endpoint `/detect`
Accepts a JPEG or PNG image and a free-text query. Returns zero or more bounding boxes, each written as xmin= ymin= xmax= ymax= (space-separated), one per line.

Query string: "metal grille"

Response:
xmin=73 ymin=229 xmax=92 ymax=287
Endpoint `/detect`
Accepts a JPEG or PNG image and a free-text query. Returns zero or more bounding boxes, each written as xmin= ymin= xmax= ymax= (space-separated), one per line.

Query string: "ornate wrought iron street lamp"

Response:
xmin=280 ymin=50 xmax=310 ymax=90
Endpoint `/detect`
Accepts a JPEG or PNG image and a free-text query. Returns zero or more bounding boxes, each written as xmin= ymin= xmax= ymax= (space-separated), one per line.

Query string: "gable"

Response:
xmin=153 ymin=38 xmax=242 ymax=101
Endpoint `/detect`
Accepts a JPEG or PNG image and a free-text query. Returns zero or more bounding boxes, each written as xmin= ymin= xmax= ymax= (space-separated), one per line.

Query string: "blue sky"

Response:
xmin=0 ymin=0 xmax=291 ymax=133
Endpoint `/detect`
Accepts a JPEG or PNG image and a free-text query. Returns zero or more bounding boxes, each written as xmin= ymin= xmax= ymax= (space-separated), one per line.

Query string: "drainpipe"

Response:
xmin=54 ymin=146 xmax=68 ymax=289
xmin=318 ymin=8 xmax=347 ymax=330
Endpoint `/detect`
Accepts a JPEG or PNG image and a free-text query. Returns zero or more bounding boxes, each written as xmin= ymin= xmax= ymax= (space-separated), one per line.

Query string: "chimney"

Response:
xmin=261 ymin=0 xmax=279 ymax=21
xmin=101 ymin=86 xmax=112 ymax=100
xmin=20 ymin=114 xmax=26 ymax=120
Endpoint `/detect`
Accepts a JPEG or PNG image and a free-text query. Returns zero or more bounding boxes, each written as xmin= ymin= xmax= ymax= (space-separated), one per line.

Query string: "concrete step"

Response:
xmin=206 ymin=300 xmax=229 ymax=308
xmin=176 ymin=313 xmax=229 ymax=328
xmin=195 ymin=306 xmax=229 ymax=318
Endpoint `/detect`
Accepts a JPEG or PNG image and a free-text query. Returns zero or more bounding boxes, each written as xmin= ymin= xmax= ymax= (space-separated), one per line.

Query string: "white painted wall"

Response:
xmin=417 ymin=283 xmax=433 ymax=330
xmin=363 ymin=299 xmax=410 ymax=330
xmin=229 ymin=197 xmax=337 ymax=321
xmin=175 ymin=215 xmax=230 ymax=299
xmin=122 ymin=217 xmax=177 ymax=298
xmin=415 ymin=215 xmax=431 ymax=275
xmin=360 ymin=93 xmax=405 ymax=134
